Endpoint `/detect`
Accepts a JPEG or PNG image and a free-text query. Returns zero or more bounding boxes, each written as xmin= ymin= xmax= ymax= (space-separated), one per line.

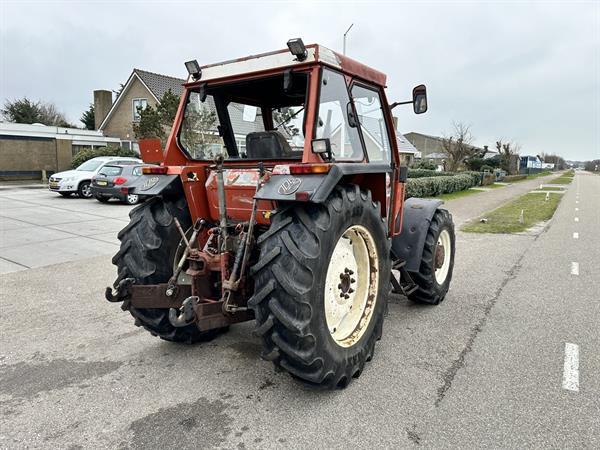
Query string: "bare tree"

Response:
xmin=496 ymin=140 xmax=521 ymax=175
xmin=441 ymin=121 xmax=475 ymax=171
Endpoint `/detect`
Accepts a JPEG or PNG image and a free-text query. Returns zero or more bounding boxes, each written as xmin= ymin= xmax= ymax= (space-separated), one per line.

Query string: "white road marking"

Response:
xmin=575 ymin=207 xmax=579 ymax=211
xmin=576 ymin=200 xmax=579 ymax=204
xmin=571 ymin=262 xmax=579 ymax=275
xmin=573 ymin=232 xmax=579 ymax=239
xmin=562 ymin=343 xmax=579 ymax=392
xmin=575 ymin=217 xmax=579 ymax=222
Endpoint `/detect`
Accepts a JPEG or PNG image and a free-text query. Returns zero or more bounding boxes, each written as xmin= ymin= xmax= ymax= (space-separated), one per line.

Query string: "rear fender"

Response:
xmin=255 ymin=163 xmax=391 ymax=213
xmin=392 ymin=198 xmax=443 ymax=272
xmin=130 ymin=174 xmax=183 ymax=197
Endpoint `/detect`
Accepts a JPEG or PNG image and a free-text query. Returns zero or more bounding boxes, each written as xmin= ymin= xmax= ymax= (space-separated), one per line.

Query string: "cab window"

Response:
xmin=351 ymin=85 xmax=392 ymax=162
xmin=315 ymin=69 xmax=364 ymax=160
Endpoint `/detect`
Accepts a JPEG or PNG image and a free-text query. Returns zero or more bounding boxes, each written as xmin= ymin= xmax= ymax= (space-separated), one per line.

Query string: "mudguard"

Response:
xmin=255 ymin=163 xmax=391 ymax=202
xmin=392 ymin=197 xmax=443 ymax=272
xmin=130 ymin=174 xmax=182 ymax=197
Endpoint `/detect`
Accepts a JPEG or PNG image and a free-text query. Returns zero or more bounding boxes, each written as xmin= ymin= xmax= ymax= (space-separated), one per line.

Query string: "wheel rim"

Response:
xmin=434 ymin=229 xmax=452 ymax=284
xmin=324 ymin=225 xmax=379 ymax=348
xmin=81 ymin=183 xmax=92 ymax=197
xmin=127 ymin=194 xmax=138 ymax=204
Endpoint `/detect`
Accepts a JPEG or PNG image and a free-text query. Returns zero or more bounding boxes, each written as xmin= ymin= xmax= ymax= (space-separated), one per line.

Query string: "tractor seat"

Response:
xmin=245 ymin=131 xmax=292 ymax=159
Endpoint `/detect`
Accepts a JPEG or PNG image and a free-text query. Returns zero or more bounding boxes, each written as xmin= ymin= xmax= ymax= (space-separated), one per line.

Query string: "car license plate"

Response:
xmin=96 ymin=180 xmax=108 ymax=186
xmin=49 ymin=182 xmax=58 ymax=189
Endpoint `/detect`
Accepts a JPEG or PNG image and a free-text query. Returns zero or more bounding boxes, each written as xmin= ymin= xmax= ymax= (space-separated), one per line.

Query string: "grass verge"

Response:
xmin=428 ymin=183 xmax=505 ymax=201
xmin=534 ymin=186 xmax=565 ymax=191
xmin=461 ymin=192 xmax=563 ymax=233
xmin=550 ymin=176 xmax=573 ymax=184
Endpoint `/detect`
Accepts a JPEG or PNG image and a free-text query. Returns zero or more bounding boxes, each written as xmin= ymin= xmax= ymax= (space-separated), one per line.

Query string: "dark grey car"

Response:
xmin=91 ymin=164 xmax=152 ymax=205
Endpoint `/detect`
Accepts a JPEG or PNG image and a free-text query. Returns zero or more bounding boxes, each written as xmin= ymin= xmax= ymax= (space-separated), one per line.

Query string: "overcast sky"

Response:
xmin=1 ymin=0 xmax=598 ymax=160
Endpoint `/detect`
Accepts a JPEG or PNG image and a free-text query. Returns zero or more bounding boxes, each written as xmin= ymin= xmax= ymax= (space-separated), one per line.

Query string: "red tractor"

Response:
xmin=106 ymin=39 xmax=455 ymax=388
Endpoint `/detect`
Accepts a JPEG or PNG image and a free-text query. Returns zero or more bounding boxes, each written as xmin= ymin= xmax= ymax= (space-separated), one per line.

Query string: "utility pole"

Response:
xmin=343 ymin=23 xmax=354 ymax=55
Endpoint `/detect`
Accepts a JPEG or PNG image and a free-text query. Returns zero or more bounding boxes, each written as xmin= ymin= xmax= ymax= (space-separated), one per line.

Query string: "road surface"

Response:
xmin=0 ymin=173 xmax=598 ymax=448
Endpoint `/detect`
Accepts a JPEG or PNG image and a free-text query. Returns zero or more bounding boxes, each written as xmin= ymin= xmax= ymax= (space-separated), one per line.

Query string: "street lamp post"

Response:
xmin=343 ymin=23 xmax=354 ymax=55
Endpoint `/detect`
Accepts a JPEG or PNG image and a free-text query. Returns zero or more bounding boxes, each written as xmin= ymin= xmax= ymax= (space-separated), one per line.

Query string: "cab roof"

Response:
xmin=186 ymin=44 xmax=387 ymax=87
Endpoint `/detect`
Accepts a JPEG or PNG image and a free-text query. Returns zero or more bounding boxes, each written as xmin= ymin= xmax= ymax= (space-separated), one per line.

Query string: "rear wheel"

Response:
xmin=249 ymin=185 xmax=390 ymax=388
xmin=78 ymin=181 xmax=93 ymax=198
xmin=123 ymin=193 xmax=139 ymax=205
xmin=407 ymin=209 xmax=455 ymax=305
xmin=112 ymin=196 xmax=225 ymax=343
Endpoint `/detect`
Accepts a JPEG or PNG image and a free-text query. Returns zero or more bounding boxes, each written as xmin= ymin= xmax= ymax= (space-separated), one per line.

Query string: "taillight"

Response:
xmin=113 ymin=177 xmax=128 ymax=185
xmin=289 ymin=164 xmax=331 ymax=175
xmin=142 ymin=166 xmax=168 ymax=174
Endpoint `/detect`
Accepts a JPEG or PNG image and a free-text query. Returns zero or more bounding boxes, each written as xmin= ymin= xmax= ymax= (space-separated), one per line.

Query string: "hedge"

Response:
xmin=405 ymin=172 xmax=481 ymax=198
xmin=407 ymin=169 xmax=455 ymax=178
xmin=71 ymin=145 xmax=138 ymax=169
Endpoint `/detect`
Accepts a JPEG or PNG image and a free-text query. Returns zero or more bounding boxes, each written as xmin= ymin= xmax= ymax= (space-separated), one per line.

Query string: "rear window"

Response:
xmin=98 ymin=165 xmax=123 ymax=177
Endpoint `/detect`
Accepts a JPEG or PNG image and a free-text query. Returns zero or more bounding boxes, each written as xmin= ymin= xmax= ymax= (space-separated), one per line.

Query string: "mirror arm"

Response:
xmin=390 ymin=100 xmax=414 ymax=110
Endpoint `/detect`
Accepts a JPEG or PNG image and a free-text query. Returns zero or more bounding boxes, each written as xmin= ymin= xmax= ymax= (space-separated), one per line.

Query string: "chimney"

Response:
xmin=94 ymin=90 xmax=113 ymax=130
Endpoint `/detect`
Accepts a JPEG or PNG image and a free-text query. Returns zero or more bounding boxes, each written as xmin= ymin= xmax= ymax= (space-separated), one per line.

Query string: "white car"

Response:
xmin=49 ymin=156 xmax=142 ymax=198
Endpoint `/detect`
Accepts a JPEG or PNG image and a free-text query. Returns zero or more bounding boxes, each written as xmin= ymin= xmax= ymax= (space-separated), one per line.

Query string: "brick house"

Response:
xmin=95 ymin=69 xmax=186 ymax=152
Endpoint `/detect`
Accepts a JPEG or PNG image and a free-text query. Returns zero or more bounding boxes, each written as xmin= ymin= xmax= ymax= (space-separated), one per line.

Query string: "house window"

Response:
xmin=132 ymin=98 xmax=148 ymax=122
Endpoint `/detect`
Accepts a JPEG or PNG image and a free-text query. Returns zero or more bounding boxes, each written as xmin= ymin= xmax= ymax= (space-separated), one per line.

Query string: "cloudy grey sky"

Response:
xmin=1 ymin=0 xmax=598 ymax=160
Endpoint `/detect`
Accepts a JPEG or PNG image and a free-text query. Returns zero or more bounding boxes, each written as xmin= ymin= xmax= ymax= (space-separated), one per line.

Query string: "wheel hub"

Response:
xmin=324 ymin=225 xmax=379 ymax=348
xmin=434 ymin=244 xmax=445 ymax=269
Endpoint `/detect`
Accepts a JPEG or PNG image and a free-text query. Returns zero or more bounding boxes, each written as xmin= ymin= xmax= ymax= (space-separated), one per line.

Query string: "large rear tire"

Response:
xmin=407 ymin=208 xmax=455 ymax=305
xmin=112 ymin=196 xmax=224 ymax=343
xmin=249 ymin=185 xmax=390 ymax=388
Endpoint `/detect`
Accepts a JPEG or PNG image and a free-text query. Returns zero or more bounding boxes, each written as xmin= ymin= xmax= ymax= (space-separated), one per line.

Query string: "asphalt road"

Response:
xmin=1 ymin=173 xmax=598 ymax=448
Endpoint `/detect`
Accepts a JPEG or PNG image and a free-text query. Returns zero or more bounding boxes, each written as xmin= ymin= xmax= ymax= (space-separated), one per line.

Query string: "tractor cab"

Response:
xmin=141 ymin=40 xmax=426 ymax=234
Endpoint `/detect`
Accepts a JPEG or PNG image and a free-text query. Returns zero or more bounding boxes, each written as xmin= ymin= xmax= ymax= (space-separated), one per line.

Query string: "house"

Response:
xmin=404 ymin=131 xmax=485 ymax=160
xmin=0 ymin=122 xmax=120 ymax=180
xmin=519 ymin=155 xmax=543 ymax=173
xmin=95 ymin=69 xmax=187 ymax=151
xmin=396 ymin=133 xmax=420 ymax=166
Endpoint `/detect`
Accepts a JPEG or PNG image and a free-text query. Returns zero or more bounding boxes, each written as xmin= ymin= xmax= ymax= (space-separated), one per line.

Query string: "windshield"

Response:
xmin=77 ymin=160 xmax=104 ymax=171
xmin=178 ymin=72 xmax=308 ymax=161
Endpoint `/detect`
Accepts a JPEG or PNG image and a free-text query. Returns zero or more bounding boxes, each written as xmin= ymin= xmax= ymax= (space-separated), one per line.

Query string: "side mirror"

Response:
xmin=346 ymin=102 xmax=358 ymax=127
xmin=412 ymin=85 xmax=427 ymax=114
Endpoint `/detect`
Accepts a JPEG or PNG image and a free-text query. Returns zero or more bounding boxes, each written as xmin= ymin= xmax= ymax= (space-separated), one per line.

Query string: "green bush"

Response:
xmin=407 ymin=169 xmax=454 ymax=178
xmin=411 ymin=160 xmax=437 ymax=170
xmin=71 ymin=145 xmax=138 ymax=169
xmin=405 ymin=173 xmax=481 ymax=199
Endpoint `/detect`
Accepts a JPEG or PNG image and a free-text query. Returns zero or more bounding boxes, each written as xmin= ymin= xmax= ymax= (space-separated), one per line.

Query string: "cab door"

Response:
xmin=350 ymin=83 xmax=404 ymax=236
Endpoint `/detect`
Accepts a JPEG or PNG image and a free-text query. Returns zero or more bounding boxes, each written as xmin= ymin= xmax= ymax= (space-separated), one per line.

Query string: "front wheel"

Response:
xmin=78 ymin=181 xmax=93 ymax=198
xmin=95 ymin=195 xmax=110 ymax=203
xmin=407 ymin=208 xmax=455 ymax=305
xmin=249 ymin=185 xmax=390 ymax=388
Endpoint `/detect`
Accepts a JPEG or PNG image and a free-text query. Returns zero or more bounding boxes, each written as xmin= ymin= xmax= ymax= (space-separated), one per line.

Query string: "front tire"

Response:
xmin=112 ymin=196 xmax=225 ymax=343
xmin=249 ymin=185 xmax=390 ymax=388
xmin=78 ymin=181 xmax=93 ymax=198
xmin=407 ymin=209 xmax=455 ymax=305
xmin=95 ymin=195 xmax=110 ymax=203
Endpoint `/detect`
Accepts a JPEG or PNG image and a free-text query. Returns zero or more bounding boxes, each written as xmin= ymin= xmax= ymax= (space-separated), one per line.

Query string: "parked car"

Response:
xmin=91 ymin=164 xmax=154 ymax=205
xmin=49 ymin=156 xmax=142 ymax=198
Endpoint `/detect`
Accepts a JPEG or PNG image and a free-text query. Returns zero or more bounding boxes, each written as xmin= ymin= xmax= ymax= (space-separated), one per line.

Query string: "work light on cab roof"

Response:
xmin=107 ymin=38 xmax=455 ymax=390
